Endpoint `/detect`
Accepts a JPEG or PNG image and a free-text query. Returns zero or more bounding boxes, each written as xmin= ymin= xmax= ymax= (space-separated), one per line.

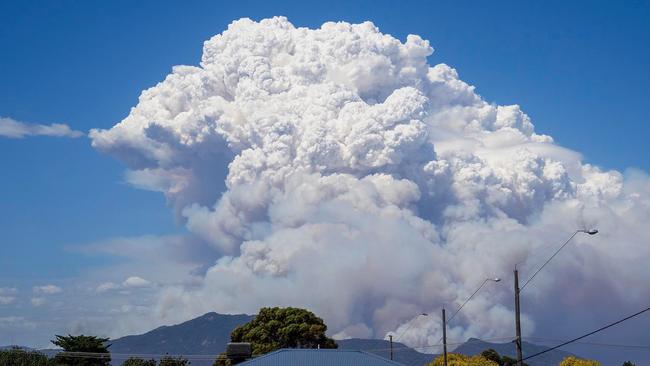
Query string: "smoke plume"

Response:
xmin=90 ymin=17 xmax=650 ymax=350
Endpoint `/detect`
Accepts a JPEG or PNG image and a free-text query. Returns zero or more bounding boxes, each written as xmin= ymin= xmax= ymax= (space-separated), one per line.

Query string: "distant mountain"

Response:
xmin=109 ymin=312 xmax=254 ymax=365
xmin=4 ymin=312 xmax=576 ymax=366
xmin=0 ymin=345 xmax=34 ymax=351
xmin=338 ymin=338 xmax=436 ymax=365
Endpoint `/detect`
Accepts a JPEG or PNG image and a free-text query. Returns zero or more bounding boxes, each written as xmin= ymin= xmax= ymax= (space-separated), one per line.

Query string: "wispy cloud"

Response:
xmin=96 ymin=276 xmax=152 ymax=293
xmin=0 ymin=287 xmax=17 ymax=304
xmin=0 ymin=296 xmax=16 ymax=305
xmin=0 ymin=316 xmax=37 ymax=330
xmin=0 ymin=287 xmax=17 ymax=295
xmin=0 ymin=117 xmax=84 ymax=138
xmin=33 ymin=284 xmax=62 ymax=295
xmin=30 ymin=297 xmax=46 ymax=307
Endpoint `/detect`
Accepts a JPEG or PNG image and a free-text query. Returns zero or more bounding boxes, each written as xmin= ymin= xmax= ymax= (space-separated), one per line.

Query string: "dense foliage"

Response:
xmin=559 ymin=356 xmax=601 ymax=366
xmin=122 ymin=357 xmax=158 ymax=366
xmin=428 ymin=353 xmax=499 ymax=366
xmin=479 ymin=349 xmax=528 ymax=366
xmin=230 ymin=307 xmax=337 ymax=356
xmin=51 ymin=334 xmax=111 ymax=366
xmin=0 ymin=347 xmax=50 ymax=366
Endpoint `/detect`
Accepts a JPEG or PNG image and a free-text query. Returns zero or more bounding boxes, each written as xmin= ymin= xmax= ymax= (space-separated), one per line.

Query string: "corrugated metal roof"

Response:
xmin=238 ymin=349 xmax=406 ymax=366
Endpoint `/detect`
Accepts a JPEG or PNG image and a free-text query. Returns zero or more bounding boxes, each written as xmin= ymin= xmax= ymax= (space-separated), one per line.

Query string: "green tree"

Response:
xmin=480 ymin=349 xmax=501 ymax=365
xmin=159 ymin=355 xmax=190 ymax=366
xmin=559 ymin=356 xmax=601 ymax=366
xmin=122 ymin=357 xmax=157 ymax=366
xmin=51 ymin=334 xmax=111 ymax=366
xmin=500 ymin=355 xmax=528 ymax=366
xmin=0 ymin=347 xmax=50 ymax=366
xmin=428 ymin=353 xmax=498 ymax=366
xmin=230 ymin=307 xmax=337 ymax=356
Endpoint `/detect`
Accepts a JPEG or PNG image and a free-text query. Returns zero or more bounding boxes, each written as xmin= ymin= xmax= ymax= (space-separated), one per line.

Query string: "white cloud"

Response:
xmin=0 ymin=316 xmax=27 ymax=325
xmin=95 ymin=282 xmax=120 ymax=293
xmin=122 ymin=276 xmax=151 ymax=288
xmin=30 ymin=297 xmax=46 ymax=307
xmin=0 ymin=316 xmax=37 ymax=331
xmin=89 ymin=17 xmax=650 ymax=351
xmin=33 ymin=285 xmax=62 ymax=295
xmin=0 ymin=287 xmax=17 ymax=295
xmin=0 ymin=117 xmax=84 ymax=138
xmin=95 ymin=276 xmax=153 ymax=293
xmin=0 ymin=296 xmax=16 ymax=305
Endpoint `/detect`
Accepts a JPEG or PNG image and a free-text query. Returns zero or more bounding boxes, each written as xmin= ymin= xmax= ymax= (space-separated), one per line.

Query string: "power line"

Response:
xmin=522 ymin=306 xmax=650 ymax=361
xmin=394 ymin=314 xmax=428 ymax=342
xmin=519 ymin=231 xmax=579 ymax=292
xmin=35 ymin=336 xmax=517 ymax=360
xmin=526 ymin=337 xmax=650 ymax=350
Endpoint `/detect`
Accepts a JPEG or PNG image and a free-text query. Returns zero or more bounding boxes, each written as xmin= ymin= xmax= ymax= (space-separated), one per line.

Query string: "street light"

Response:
xmin=513 ymin=228 xmax=598 ymax=366
xmin=520 ymin=229 xmax=598 ymax=291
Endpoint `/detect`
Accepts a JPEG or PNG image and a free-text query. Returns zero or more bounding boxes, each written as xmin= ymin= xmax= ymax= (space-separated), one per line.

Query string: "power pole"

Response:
xmin=442 ymin=307 xmax=448 ymax=366
xmin=389 ymin=334 xmax=393 ymax=360
xmin=514 ymin=268 xmax=523 ymax=366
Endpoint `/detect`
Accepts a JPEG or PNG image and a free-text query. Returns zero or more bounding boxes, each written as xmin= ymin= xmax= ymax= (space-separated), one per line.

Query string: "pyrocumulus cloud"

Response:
xmin=91 ymin=17 xmax=650 ymax=350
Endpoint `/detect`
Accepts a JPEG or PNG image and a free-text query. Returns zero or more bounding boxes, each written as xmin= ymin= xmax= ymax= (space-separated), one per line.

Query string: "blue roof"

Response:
xmin=238 ymin=349 xmax=406 ymax=366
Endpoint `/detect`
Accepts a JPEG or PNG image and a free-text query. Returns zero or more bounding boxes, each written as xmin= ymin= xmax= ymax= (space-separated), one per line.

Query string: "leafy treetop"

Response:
xmin=122 ymin=357 xmax=158 ymax=366
xmin=559 ymin=356 xmax=601 ymax=366
xmin=230 ymin=307 xmax=337 ymax=355
xmin=51 ymin=334 xmax=111 ymax=353
xmin=51 ymin=334 xmax=111 ymax=366
xmin=478 ymin=349 xmax=528 ymax=366
xmin=0 ymin=348 xmax=49 ymax=366
xmin=428 ymin=353 xmax=499 ymax=366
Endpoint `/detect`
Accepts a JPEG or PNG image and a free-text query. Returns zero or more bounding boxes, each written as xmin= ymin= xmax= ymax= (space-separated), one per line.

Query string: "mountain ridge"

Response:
xmin=3 ymin=312 xmax=579 ymax=366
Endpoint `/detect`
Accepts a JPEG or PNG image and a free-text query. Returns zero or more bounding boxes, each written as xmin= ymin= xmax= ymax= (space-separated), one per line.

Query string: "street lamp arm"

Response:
xmin=393 ymin=313 xmax=429 ymax=342
xmin=447 ymin=279 xmax=487 ymax=323
xmin=520 ymin=229 xmax=596 ymax=292
xmin=448 ymin=277 xmax=501 ymax=323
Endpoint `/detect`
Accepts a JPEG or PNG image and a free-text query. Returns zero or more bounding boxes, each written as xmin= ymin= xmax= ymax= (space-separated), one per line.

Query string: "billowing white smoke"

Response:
xmin=91 ymin=17 xmax=650 ymax=349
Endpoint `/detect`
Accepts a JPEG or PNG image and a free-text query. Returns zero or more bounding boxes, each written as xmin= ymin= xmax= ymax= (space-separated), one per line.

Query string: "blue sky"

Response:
xmin=2 ymin=0 xmax=649 ymax=279
xmin=1 ymin=0 xmax=650 ymax=361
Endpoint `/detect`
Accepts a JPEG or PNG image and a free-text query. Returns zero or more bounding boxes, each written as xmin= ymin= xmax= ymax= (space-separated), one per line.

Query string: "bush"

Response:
xmin=0 ymin=347 xmax=50 ymax=366
xmin=428 ymin=353 xmax=499 ymax=366
xmin=122 ymin=357 xmax=157 ymax=366
xmin=559 ymin=356 xmax=601 ymax=366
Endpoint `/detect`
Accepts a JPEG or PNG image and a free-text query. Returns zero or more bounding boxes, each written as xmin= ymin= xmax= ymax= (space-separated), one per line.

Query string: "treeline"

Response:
xmin=0 ymin=346 xmax=190 ymax=366
xmin=0 ymin=335 xmax=190 ymax=366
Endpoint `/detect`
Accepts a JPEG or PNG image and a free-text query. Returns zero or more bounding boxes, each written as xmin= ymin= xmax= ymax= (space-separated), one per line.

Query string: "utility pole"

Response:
xmin=442 ymin=307 xmax=448 ymax=366
xmin=389 ymin=335 xmax=393 ymax=360
xmin=514 ymin=268 xmax=523 ymax=366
